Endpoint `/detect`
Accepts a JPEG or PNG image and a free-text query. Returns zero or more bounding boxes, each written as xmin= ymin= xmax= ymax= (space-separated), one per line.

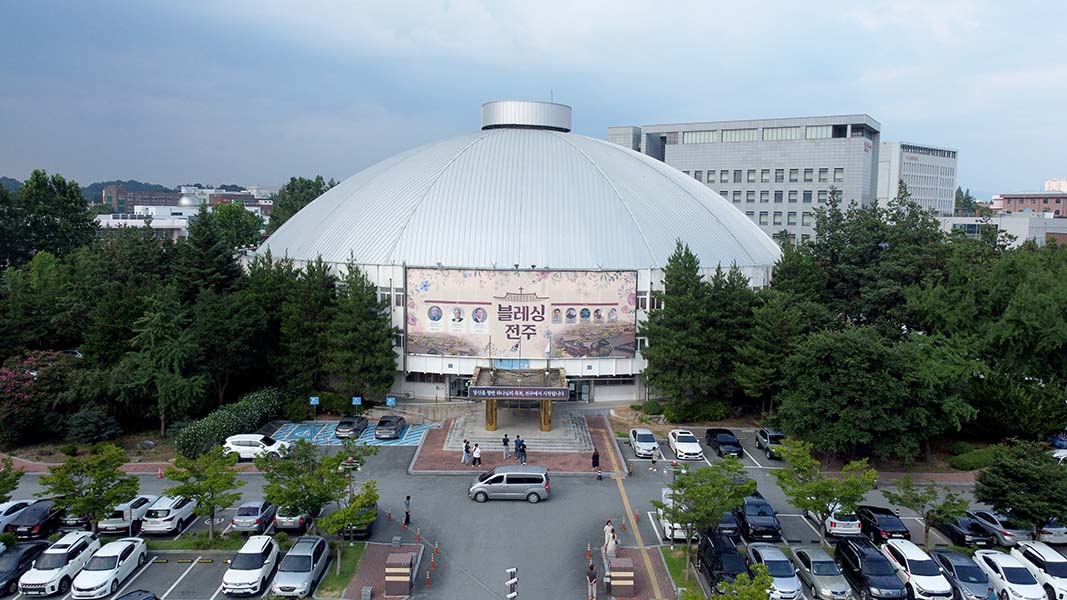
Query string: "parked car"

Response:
xmin=1035 ymin=520 xmax=1067 ymax=545
xmin=793 ymin=545 xmax=853 ymax=600
xmin=969 ymin=511 xmax=1032 ymax=547
xmin=114 ymin=592 xmax=159 ymax=600
xmin=667 ymin=429 xmax=704 ymax=461
xmin=222 ymin=535 xmax=279 ymax=597
xmin=715 ymin=511 xmax=741 ymax=539
xmin=747 ymin=543 xmax=801 ymax=600
xmin=6 ymin=500 xmax=65 ymax=540
xmin=141 ymin=496 xmax=198 ymax=535
xmin=71 ymin=538 xmax=148 ymax=599
xmin=931 ymin=549 xmax=990 ymax=600
xmin=337 ymin=501 xmax=377 ymax=539
xmin=0 ymin=542 xmax=49 ymax=596
xmin=735 ymin=494 xmax=783 ymax=542
xmin=0 ymin=500 xmax=33 ymax=533
xmin=334 ymin=415 xmax=369 ymax=439
xmin=974 ymin=550 xmax=1045 ymax=600
xmin=274 ymin=507 xmax=312 ymax=534
xmin=755 ymin=428 xmax=785 ymax=459
xmin=657 ymin=488 xmax=692 ymax=542
xmin=856 ymin=505 xmax=912 ymax=543
xmin=1010 ymin=541 xmax=1067 ymax=600
xmin=933 ymin=516 xmax=995 ymax=548
xmin=374 ymin=415 xmax=407 ymax=440
xmin=58 ymin=513 xmax=90 ymax=532
xmin=18 ymin=531 xmax=101 ymax=596
xmin=806 ymin=503 xmax=862 ymax=537
xmin=627 ymin=428 xmax=659 ymax=458
xmin=696 ymin=532 xmax=748 ymax=591
xmin=271 ymin=536 xmax=329 ymax=598
xmin=223 ymin=434 xmax=292 ymax=462
xmin=880 ymin=538 xmax=953 ymax=600
xmin=97 ymin=495 xmax=158 ymax=535
xmin=705 ymin=428 xmax=743 ymax=458
xmin=231 ymin=501 xmax=277 ymax=535
xmin=468 ymin=465 xmax=550 ymax=504
xmin=835 ymin=536 xmax=908 ymax=600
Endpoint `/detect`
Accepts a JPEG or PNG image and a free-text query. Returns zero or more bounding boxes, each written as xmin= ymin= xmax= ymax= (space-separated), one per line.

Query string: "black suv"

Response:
xmin=734 ymin=494 xmax=782 ymax=541
xmin=705 ymin=428 xmax=743 ymax=458
xmin=696 ymin=531 xmax=749 ymax=591
xmin=855 ymin=505 xmax=911 ymax=543
xmin=5 ymin=500 xmax=64 ymax=540
xmin=755 ymin=428 xmax=785 ymax=459
xmin=835 ymin=536 xmax=907 ymax=600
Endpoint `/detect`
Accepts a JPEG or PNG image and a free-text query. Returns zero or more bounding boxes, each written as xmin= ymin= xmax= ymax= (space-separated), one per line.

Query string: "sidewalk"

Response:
xmin=0 ymin=453 xmax=265 ymax=475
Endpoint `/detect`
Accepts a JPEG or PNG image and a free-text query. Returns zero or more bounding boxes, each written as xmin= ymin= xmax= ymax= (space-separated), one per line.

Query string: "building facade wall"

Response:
xmin=937 ymin=213 xmax=1067 ymax=247
xmin=877 ymin=142 xmax=957 ymax=216
xmin=992 ymin=192 xmax=1067 ymax=216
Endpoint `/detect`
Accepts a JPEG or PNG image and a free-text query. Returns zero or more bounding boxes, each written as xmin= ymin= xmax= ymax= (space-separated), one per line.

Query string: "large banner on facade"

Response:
xmin=406 ymin=268 xmax=637 ymax=359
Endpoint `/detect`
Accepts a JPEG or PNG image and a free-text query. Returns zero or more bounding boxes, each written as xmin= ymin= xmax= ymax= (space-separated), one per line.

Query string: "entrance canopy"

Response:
xmin=469 ymin=367 xmax=568 ymax=432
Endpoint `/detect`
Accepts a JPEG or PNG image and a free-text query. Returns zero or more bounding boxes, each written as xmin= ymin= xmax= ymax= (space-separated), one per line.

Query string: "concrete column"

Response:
xmin=540 ymin=399 xmax=552 ymax=432
xmin=485 ymin=398 xmax=497 ymax=431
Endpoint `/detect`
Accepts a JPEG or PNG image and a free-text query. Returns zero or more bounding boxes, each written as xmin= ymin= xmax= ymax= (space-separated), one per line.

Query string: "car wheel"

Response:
xmin=138 ymin=551 xmax=147 ymax=566
xmin=526 ymin=493 xmax=541 ymax=504
xmin=474 ymin=492 xmax=488 ymax=503
xmin=810 ymin=582 xmax=819 ymax=599
xmin=1000 ymin=591 xmax=1009 ymax=600
xmin=767 ymin=448 xmax=772 ymax=459
xmin=58 ymin=577 xmax=71 ymax=594
xmin=907 ymin=585 xmax=915 ymax=600
xmin=110 ymin=580 xmax=119 ymax=595
xmin=861 ymin=590 xmax=870 ymax=600
xmin=1047 ymin=586 xmax=1056 ymax=600
xmin=755 ymin=438 xmax=762 ymax=449
xmin=177 ymin=517 xmax=186 ymax=532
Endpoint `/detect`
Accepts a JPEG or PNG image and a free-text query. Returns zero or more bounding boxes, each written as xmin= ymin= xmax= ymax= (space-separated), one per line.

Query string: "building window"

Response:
xmin=803 ymin=168 xmax=814 ymax=182
xmin=747 ymin=170 xmax=756 ymax=183
xmin=806 ymin=125 xmax=833 ymax=139
xmin=636 ymin=338 xmax=648 ymax=353
xmin=818 ymin=168 xmax=828 ymax=182
xmin=377 ymin=287 xmax=391 ymax=304
xmin=802 ymin=212 xmax=812 ymax=226
xmin=801 ymin=233 xmax=811 ymax=241
xmin=803 ymin=190 xmax=812 ymax=203
xmin=834 ymin=168 xmax=844 ymax=182
xmin=650 ymin=295 xmax=663 ymax=310
xmin=394 ymin=334 xmax=405 ymax=348
xmin=694 ymin=170 xmax=702 ymax=181
xmin=722 ymin=128 xmax=758 ymax=143
xmin=733 ymin=170 xmax=742 ymax=183
xmin=773 ymin=211 xmax=783 ymax=226
xmin=775 ymin=169 xmax=785 ymax=183
xmin=706 ymin=170 xmax=715 ymax=183
xmin=758 ymin=212 xmax=769 ymax=225
xmin=818 ymin=190 xmax=828 ymax=203
xmin=683 ymin=170 xmax=690 ymax=177
xmin=788 ymin=190 xmax=798 ymax=203
xmin=774 ymin=191 xmax=783 ymax=203
xmin=637 ymin=291 xmax=648 ymax=310
xmin=787 ymin=212 xmax=797 ymax=226
xmin=664 ymin=132 xmax=679 ymax=145
xmin=733 ymin=191 xmax=742 ymax=203
xmin=746 ymin=191 xmax=755 ymax=203
xmin=760 ymin=169 xmax=770 ymax=183
xmin=682 ymin=130 xmax=718 ymax=144
xmin=394 ymin=288 xmax=404 ymax=307
xmin=745 ymin=210 xmax=755 ymax=220
xmin=720 ymin=171 xmax=729 ymax=183
xmin=763 ymin=126 xmax=802 ymax=141
xmin=760 ymin=190 xmax=769 ymax=203
xmin=789 ymin=168 xmax=799 ymax=182
xmin=720 ymin=190 xmax=729 ymax=198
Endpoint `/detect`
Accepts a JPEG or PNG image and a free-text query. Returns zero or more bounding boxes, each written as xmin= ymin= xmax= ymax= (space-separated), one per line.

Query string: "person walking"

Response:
xmin=606 ymin=528 xmax=618 ymax=558
xmin=518 ymin=438 xmax=528 ymax=465
xmin=650 ymin=446 xmax=660 ymax=472
xmin=514 ymin=435 xmax=523 ymax=462
xmin=503 ymin=434 xmax=510 ymax=460
xmin=603 ymin=520 xmax=612 ymax=554
xmin=461 ymin=439 xmax=471 ymax=465
xmin=403 ymin=495 xmax=411 ymax=527
xmin=586 ymin=563 xmax=597 ymax=600
xmin=472 ymin=443 xmax=482 ymax=466
xmin=591 ymin=448 xmax=601 ymax=479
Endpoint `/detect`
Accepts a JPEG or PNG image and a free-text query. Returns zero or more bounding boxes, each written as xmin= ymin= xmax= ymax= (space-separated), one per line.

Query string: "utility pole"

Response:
xmin=505 ymin=567 xmax=518 ymax=599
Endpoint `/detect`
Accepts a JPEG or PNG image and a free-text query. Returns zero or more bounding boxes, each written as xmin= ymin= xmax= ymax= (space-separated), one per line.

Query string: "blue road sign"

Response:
xmin=309 ymin=396 xmax=320 ymax=406
xmin=352 ymin=396 xmax=362 ymax=406
xmin=386 ymin=396 xmax=396 ymax=407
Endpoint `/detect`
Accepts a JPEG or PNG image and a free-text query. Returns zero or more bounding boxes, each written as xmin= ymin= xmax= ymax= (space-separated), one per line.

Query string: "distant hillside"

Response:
xmin=0 ymin=176 xmax=22 ymax=193
xmin=81 ymin=180 xmax=174 ymax=201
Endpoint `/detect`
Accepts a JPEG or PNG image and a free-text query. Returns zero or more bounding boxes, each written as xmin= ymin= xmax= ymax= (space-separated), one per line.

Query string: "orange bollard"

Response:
xmin=587 ymin=543 xmax=591 ymax=560
xmin=416 ymin=527 xmax=421 ymax=541
xmin=387 ymin=510 xmax=392 ymax=521
xmin=434 ymin=541 xmax=439 ymax=556
xmin=634 ymin=510 xmax=640 ymax=522
xmin=156 ymin=467 xmax=163 ymax=479
xmin=425 ymin=570 xmax=431 ymax=588
xmin=431 ymin=554 xmax=436 ymax=570
xmin=401 ymin=521 xmax=406 ymax=531
xmin=620 ymin=520 xmax=626 ymax=533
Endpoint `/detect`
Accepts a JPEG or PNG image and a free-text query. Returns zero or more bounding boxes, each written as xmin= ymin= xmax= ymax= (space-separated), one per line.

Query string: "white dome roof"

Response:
xmin=178 ymin=194 xmax=199 ymax=207
xmin=260 ymin=122 xmax=781 ymax=270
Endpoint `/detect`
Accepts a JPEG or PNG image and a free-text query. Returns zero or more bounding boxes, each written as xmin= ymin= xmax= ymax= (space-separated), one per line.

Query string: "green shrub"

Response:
xmin=166 ymin=419 xmax=194 ymax=438
xmin=90 ymin=442 xmax=112 ymax=455
xmin=663 ymin=400 xmax=729 ymax=423
xmin=47 ymin=532 xmax=62 ymax=542
xmin=274 ymin=531 xmax=290 ymax=549
xmin=0 ymin=532 xmax=15 ymax=548
xmin=58 ymin=444 xmax=79 ymax=457
xmin=629 ymin=403 xmax=644 ymax=412
xmin=642 ymin=399 xmax=663 ymax=415
xmin=949 ymin=447 xmax=998 ymax=471
xmin=949 ymin=441 xmax=976 ymax=456
xmin=65 ymin=407 xmax=123 ymax=444
xmin=175 ymin=388 xmax=283 ymax=459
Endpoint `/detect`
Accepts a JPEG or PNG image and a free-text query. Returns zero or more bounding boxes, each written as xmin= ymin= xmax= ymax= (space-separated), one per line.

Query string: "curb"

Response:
xmin=408 ymin=468 xmax=626 ymax=477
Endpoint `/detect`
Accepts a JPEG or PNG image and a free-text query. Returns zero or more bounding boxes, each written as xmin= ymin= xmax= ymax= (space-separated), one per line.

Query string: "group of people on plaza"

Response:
xmin=586 ymin=519 xmax=620 ymax=600
xmin=459 ymin=433 xmax=529 ymax=466
xmin=502 ymin=433 xmax=528 ymax=465
xmin=460 ymin=439 xmax=482 ymax=466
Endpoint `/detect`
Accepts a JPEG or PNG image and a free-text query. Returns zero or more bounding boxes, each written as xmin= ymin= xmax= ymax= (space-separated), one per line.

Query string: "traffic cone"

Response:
xmin=416 ymin=527 xmax=421 ymax=541
xmin=620 ymin=520 xmax=626 ymax=533
xmin=634 ymin=510 xmax=640 ymax=522
xmin=431 ymin=554 xmax=436 ymax=570
xmin=434 ymin=541 xmax=439 ymax=556
xmin=156 ymin=467 xmax=163 ymax=479
xmin=425 ymin=570 xmax=431 ymax=588
xmin=387 ymin=510 xmax=392 ymax=521
xmin=587 ymin=543 xmax=591 ymax=560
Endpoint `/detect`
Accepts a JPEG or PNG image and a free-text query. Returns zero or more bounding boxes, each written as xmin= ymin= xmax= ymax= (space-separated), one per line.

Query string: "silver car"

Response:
xmin=231 ymin=501 xmax=276 ymax=535
xmin=628 ymin=428 xmax=659 ymax=458
xmin=794 ymin=546 xmax=853 ymax=600
xmin=968 ymin=510 xmax=1032 ymax=546
xmin=271 ymin=536 xmax=329 ymax=597
xmin=747 ymin=543 xmax=801 ymax=600
xmin=274 ymin=506 xmax=312 ymax=533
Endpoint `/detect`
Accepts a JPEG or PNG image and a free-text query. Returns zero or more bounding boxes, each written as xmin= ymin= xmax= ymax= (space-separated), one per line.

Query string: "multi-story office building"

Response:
xmin=939 ymin=211 xmax=1067 ymax=247
xmin=101 ymin=185 xmax=181 ymax=212
xmin=608 ymin=115 xmax=881 ymax=242
xmin=1045 ymin=179 xmax=1067 ymax=192
xmin=877 ymin=142 xmax=958 ymax=215
xmin=992 ymin=191 xmax=1067 ymax=217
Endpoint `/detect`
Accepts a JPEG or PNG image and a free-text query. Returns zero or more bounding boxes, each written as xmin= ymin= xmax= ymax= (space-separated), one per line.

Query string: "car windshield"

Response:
xmin=834 ymin=512 xmax=859 ymax=522
xmin=721 ymin=555 xmax=747 ymax=574
xmin=717 ymin=434 xmax=738 ymax=443
xmin=279 ymin=554 xmax=311 ymax=573
xmin=34 ymin=553 xmax=68 ymax=570
xmin=910 ymin=559 xmax=941 ymax=577
xmin=85 ymin=555 xmax=118 ymax=571
xmin=677 ymin=434 xmax=698 ymax=444
xmin=339 ymin=419 xmax=355 ymax=426
xmin=998 ymin=517 xmax=1022 ymax=530
xmin=1004 ymin=566 xmax=1037 ymax=585
xmin=145 ymin=509 xmax=169 ymax=519
xmin=745 ymin=503 xmax=774 ymax=517
xmin=765 ymin=560 xmax=794 ymax=578
xmin=812 ymin=560 xmax=841 ymax=576
xmin=954 ymin=565 xmax=987 ymax=584
xmin=1044 ymin=562 xmax=1067 ymax=578
xmin=108 ymin=510 xmax=126 ymax=519
xmin=237 ymin=506 xmax=261 ymax=517
xmin=636 ymin=433 xmax=655 ymax=443
xmin=863 ymin=558 xmax=895 ymax=576
xmin=278 ymin=506 xmax=301 ymax=517
xmin=767 ymin=433 xmax=784 ymax=444
xmin=231 ymin=552 xmax=265 ymax=570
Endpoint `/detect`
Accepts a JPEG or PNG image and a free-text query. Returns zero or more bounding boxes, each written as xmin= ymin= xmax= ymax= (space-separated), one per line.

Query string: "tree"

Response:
xmin=318 ymin=480 xmax=379 ymax=575
xmin=254 ymin=440 xmax=362 ymax=530
xmin=882 ymin=476 xmax=968 ymax=550
xmin=210 ymin=203 xmax=263 ymax=249
xmin=0 ymin=170 xmax=97 ymax=268
xmin=0 ymin=252 xmax=70 ymax=357
xmin=191 ymin=288 xmax=267 ymax=403
xmin=0 ymin=458 xmax=24 ymax=503
xmin=278 ymin=259 xmax=337 ymax=399
xmin=975 ymin=441 xmax=1067 ymax=540
xmin=37 ymin=444 xmax=138 ymax=534
xmin=266 ymin=176 xmax=336 ymax=235
xmin=165 ymin=446 xmax=245 ymax=539
xmin=651 ymin=458 xmax=755 ymax=579
xmin=172 ymin=204 xmax=241 ymax=304
xmin=772 ymin=440 xmax=878 ymax=542
xmin=955 ymin=187 xmax=979 ymax=216
xmin=326 ymin=263 xmax=398 ymax=401
xmin=717 ymin=563 xmax=773 ymax=598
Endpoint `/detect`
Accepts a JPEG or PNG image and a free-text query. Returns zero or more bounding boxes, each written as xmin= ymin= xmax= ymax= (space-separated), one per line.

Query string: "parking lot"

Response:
xmin=272 ymin=420 xmax=436 ymax=447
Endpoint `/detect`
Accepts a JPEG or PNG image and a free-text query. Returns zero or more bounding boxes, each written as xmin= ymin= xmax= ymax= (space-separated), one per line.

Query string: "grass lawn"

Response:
xmin=146 ymin=532 xmax=246 ymax=552
xmin=661 ymin=546 xmax=697 ymax=585
xmin=317 ymin=541 xmax=365 ymax=598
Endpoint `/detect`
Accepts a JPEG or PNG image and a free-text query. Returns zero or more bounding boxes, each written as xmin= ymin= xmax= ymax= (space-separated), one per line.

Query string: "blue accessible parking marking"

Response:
xmin=272 ymin=421 xmax=435 ymax=447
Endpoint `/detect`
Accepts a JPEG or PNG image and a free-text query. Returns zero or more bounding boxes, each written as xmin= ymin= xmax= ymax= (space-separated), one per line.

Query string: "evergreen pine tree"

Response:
xmin=326 ymin=263 xmax=399 ymax=401
xmin=172 ymin=205 xmax=241 ymax=303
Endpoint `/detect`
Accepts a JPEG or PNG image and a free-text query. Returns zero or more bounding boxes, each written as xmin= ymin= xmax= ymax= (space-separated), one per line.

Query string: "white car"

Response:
xmin=18 ymin=531 xmax=101 ymax=596
xmin=628 ymin=428 xmax=659 ymax=458
xmin=806 ymin=503 xmax=862 ymax=537
xmin=97 ymin=495 xmax=158 ymax=534
xmin=656 ymin=488 xmax=692 ymax=542
xmin=224 ymin=434 xmax=292 ymax=461
xmin=70 ymin=538 xmax=147 ymax=599
xmin=667 ymin=429 xmax=704 ymax=461
xmin=141 ymin=496 xmax=198 ymax=535
xmin=0 ymin=500 xmax=33 ymax=532
xmin=1011 ymin=541 xmax=1067 ymax=600
xmin=222 ymin=535 xmax=279 ymax=596
xmin=975 ymin=550 xmax=1045 ymax=600
xmin=880 ymin=539 xmax=953 ymax=600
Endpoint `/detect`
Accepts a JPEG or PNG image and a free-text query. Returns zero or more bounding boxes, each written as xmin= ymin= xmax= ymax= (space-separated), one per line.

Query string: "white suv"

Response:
xmin=881 ymin=539 xmax=953 ymax=600
xmin=222 ymin=535 xmax=279 ymax=596
xmin=224 ymin=434 xmax=292 ymax=461
xmin=97 ymin=495 xmax=158 ymax=534
xmin=141 ymin=496 xmax=198 ymax=535
xmin=1011 ymin=541 xmax=1067 ymax=600
xmin=18 ymin=531 xmax=101 ymax=596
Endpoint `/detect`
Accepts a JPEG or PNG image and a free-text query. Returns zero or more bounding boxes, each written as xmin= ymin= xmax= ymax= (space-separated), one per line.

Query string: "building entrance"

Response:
xmin=468 ymin=367 xmax=568 ymax=432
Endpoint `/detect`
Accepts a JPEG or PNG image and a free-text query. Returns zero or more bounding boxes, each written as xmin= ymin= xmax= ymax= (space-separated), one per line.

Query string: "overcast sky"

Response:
xmin=2 ymin=1 xmax=1064 ymax=199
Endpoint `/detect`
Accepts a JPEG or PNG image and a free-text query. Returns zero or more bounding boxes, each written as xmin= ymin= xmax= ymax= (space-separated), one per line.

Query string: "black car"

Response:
xmin=734 ymin=495 xmax=782 ymax=541
xmin=835 ymin=536 xmax=908 ymax=600
xmin=374 ymin=415 xmax=407 ymax=440
xmin=335 ymin=415 xmax=369 ymax=439
xmin=933 ymin=516 xmax=994 ymax=548
xmin=705 ymin=428 xmax=743 ymax=458
xmin=339 ymin=503 xmax=377 ymax=539
xmin=115 ymin=591 xmax=162 ymax=600
xmin=0 ymin=541 xmax=48 ymax=595
xmin=59 ymin=512 xmax=91 ymax=531
xmin=6 ymin=499 xmax=64 ymax=539
xmin=755 ymin=428 xmax=785 ymax=459
xmin=696 ymin=532 xmax=749 ymax=591
xmin=855 ymin=505 xmax=911 ymax=543
xmin=716 ymin=511 xmax=741 ymax=539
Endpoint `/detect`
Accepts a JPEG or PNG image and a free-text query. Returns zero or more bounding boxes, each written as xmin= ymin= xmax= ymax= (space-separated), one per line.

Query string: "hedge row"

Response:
xmin=175 ymin=388 xmax=282 ymax=459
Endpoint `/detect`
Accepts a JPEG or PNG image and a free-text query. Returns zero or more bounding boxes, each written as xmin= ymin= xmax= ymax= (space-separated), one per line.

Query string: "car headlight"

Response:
xmin=914 ymin=584 xmax=929 ymax=595
xmin=1010 ymin=589 xmax=1022 ymax=598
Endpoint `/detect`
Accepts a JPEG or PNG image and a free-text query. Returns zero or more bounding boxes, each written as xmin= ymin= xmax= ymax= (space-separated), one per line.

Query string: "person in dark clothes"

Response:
xmin=503 ymin=434 xmax=510 ymax=460
xmin=403 ymin=495 xmax=411 ymax=526
xmin=592 ymin=448 xmax=601 ymax=479
xmin=587 ymin=563 xmax=597 ymax=600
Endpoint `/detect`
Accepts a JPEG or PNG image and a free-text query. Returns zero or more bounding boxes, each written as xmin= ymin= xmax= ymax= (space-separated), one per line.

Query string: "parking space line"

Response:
xmin=208 ymin=583 xmax=224 ymax=600
xmin=646 ymin=511 xmax=663 ymax=544
xmin=902 ymin=517 xmax=952 ymax=545
xmin=114 ymin=557 xmax=155 ymax=598
xmin=744 ymin=448 xmax=764 ymax=469
xmin=162 ymin=555 xmax=202 ymax=599
xmin=172 ymin=517 xmax=197 ymax=541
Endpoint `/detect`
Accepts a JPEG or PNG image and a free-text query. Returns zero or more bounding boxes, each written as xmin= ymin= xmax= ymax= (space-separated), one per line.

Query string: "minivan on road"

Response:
xmin=468 ymin=466 xmax=550 ymax=504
